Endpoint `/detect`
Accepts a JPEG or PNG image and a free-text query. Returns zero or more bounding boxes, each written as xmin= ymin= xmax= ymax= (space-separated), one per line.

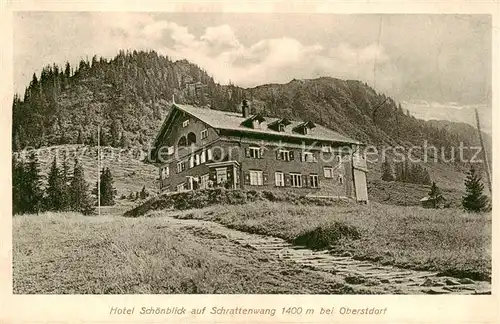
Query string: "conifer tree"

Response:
xmin=381 ymin=160 xmax=394 ymax=181
xmin=96 ymin=167 xmax=116 ymax=206
xmin=24 ymin=151 xmax=44 ymax=213
xmin=428 ymin=182 xmax=442 ymax=209
xmin=462 ymin=165 xmax=489 ymax=212
xmin=60 ymin=151 xmax=71 ymax=211
xmin=69 ymin=158 xmax=95 ymax=215
xmin=99 ymin=129 xmax=109 ymax=147
xmin=139 ymin=185 xmax=148 ymax=199
xmin=45 ymin=156 xmax=64 ymax=211
xmin=120 ymin=132 xmax=130 ymax=148
xmin=12 ymin=155 xmax=26 ymax=214
xmin=422 ymin=168 xmax=431 ymax=185
xmin=76 ymin=129 xmax=84 ymax=144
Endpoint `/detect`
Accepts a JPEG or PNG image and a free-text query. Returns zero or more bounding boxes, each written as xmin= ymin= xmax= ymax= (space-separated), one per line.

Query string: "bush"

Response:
xmin=123 ymin=188 xmax=354 ymax=217
xmin=294 ymin=222 xmax=361 ymax=249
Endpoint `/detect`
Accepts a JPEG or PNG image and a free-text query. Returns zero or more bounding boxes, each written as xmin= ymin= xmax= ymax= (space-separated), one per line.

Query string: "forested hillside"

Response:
xmin=12 ymin=50 xmax=487 ymax=163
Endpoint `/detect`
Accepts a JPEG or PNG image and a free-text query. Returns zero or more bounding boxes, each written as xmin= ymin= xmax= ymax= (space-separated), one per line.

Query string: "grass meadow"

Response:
xmin=178 ymin=201 xmax=492 ymax=281
xmin=13 ymin=212 xmax=358 ymax=294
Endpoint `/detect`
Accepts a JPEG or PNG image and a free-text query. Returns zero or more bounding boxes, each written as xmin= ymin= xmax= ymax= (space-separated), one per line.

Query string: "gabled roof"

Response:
xmin=154 ymin=103 xmax=362 ymax=148
xmin=268 ymin=118 xmax=292 ymax=127
xmin=242 ymin=114 xmax=266 ymax=126
xmin=296 ymin=121 xmax=316 ymax=129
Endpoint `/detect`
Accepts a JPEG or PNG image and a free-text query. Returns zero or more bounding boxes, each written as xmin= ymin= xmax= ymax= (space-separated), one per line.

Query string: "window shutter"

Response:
xmin=290 ymin=151 xmax=295 ymax=161
xmin=300 ymin=153 xmax=304 ymax=162
xmin=259 ymin=148 xmax=265 ymax=158
xmin=189 ymin=156 xmax=194 ymax=168
xmin=207 ymin=149 xmax=213 ymax=161
xmin=182 ymin=162 xmax=186 ymax=171
xmin=285 ymin=174 xmax=291 ymax=186
xmin=263 ymin=172 xmax=268 ymax=185
xmin=244 ymin=172 xmax=251 ymax=185
xmin=245 ymin=148 xmax=250 ymax=158
xmin=276 ymin=150 xmax=281 ymax=160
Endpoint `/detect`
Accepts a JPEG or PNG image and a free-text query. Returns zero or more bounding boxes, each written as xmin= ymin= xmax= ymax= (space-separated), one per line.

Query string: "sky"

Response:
xmin=14 ymin=12 xmax=492 ymax=132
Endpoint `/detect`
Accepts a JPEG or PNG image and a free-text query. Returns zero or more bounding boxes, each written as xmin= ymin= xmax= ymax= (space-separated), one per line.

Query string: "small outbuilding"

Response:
xmin=420 ymin=195 xmax=446 ymax=209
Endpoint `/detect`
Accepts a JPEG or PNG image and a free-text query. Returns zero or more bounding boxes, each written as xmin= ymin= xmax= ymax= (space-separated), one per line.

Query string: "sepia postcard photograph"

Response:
xmin=1 ymin=0 xmax=499 ymax=323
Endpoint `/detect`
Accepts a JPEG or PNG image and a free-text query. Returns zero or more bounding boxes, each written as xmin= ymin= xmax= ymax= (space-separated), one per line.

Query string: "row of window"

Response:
xmin=177 ymin=149 xmax=213 ymax=173
xmin=177 ymin=129 xmax=209 ymax=148
xmin=160 ymin=149 xmax=214 ymax=179
xmin=177 ymin=173 xmax=211 ymax=192
xmin=247 ymin=171 xmax=320 ymax=188
xmin=246 ymin=146 xmax=341 ymax=162
xmin=163 ymin=162 xmax=343 ymax=182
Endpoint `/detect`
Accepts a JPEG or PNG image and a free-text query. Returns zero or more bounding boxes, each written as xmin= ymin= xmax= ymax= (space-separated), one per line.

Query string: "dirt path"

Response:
xmin=163 ymin=213 xmax=491 ymax=295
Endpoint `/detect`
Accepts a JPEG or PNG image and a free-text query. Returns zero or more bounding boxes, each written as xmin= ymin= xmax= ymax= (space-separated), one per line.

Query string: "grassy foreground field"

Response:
xmin=13 ymin=212 xmax=360 ymax=294
xmin=177 ymin=201 xmax=492 ymax=281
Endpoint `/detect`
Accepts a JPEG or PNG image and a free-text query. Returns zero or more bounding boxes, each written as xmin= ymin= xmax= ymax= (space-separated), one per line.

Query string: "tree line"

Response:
xmin=381 ymin=160 xmax=432 ymax=185
xmin=12 ymin=152 xmax=116 ymax=215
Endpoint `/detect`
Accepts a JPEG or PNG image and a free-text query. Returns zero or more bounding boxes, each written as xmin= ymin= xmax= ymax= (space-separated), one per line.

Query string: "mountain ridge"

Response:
xmin=12 ymin=50 xmax=489 ymax=160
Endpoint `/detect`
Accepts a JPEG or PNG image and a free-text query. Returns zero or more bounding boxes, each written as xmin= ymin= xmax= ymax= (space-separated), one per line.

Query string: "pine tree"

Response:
xmin=24 ymin=151 xmax=44 ymax=213
xmin=139 ymin=185 xmax=148 ymax=199
xmin=76 ymin=129 xmax=84 ymax=144
xmin=120 ymin=132 xmax=130 ymax=148
xmin=12 ymin=155 xmax=26 ymax=214
xmin=99 ymin=129 xmax=109 ymax=147
xmin=381 ymin=160 xmax=394 ymax=181
xmin=60 ymin=151 xmax=71 ymax=211
xmin=462 ymin=165 xmax=489 ymax=212
xmin=96 ymin=167 xmax=116 ymax=206
xmin=428 ymin=182 xmax=442 ymax=209
xmin=69 ymin=158 xmax=95 ymax=215
xmin=45 ymin=156 xmax=64 ymax=211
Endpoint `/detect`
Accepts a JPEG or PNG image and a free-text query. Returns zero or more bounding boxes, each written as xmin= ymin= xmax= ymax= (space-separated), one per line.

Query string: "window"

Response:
xmin=178 ymin=136 xmax=187 ymax=147
xmin=160 ymin=166 xmax=170 ymax=179
xmin=177 ymin=183 xmax=186 ymax=192
xmin=323 ymin=166 xmax=333 ymax=178
xmin=182 ymin=120 xmax=190 ymax=127
xmin=302 ymin=152 xmax=316 ymax=162
xmin=216 ymin=168 xmax=227 ymax=185
xmin=248 ymin=146 xmax=262 ymax=159
xmin=338 ymin=175 xmax=344 ymax=184
xmin=278 ymin=124 xmax=285 ymax=132
xmin=201 ymin=129 xmax=208 ymax=139
xmin=195 ymin=154 xmax=200 ymax=166
xmin=249 ymin=170 xmax=263 ymax=186
xmin=189 ymin=156 xmax=194 ymax=169
xmin=322 ymin=144 xmax=332 ymax=152
xmin=252 ymin=120 xmax=262 ymax=129
xmin=275 ymin=172 xmax=284 ymax=187
xmin=200 ymin=150 xmax=207 ymax=164
xmin=177 ymin=161 xmax=186 ymax=173
xmin=187 ymin=132 xmax=196 ymax=145
xmin=290 ymin=173 xmax=302 ymax=188
xmin=207 ymin=148 xmax=213 ymax=161
xmin=310 ymin=175 xmax=319 ymax=188
xmin=279 ymin=150 xmax=291 ymax=161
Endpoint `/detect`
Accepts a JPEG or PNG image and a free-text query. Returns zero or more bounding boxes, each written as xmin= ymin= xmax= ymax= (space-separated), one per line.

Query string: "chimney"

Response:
xmin=242 ymin=99 xmax=249 ymax=118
